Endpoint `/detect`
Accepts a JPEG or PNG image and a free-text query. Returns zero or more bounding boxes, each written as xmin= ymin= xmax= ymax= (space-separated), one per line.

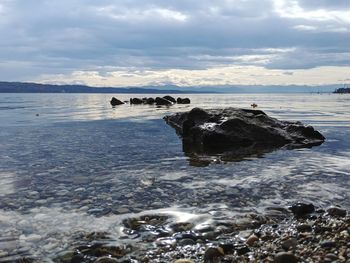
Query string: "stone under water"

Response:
xmin=164 ymin=107 xmax=325 ymax=165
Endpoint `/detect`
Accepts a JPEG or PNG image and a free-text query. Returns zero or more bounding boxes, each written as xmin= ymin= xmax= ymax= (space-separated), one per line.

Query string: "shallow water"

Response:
xmin=0 ymin=93 xmax=349 ymax=261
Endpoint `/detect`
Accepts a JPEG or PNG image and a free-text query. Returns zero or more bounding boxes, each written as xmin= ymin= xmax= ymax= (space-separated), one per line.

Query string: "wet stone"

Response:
xmin=324 ymin=253 xmax=338 ymax=261
xmin=281 ymin=238 xmax=297 ymax=251
xmin=289 ymin=203 xmax=315 ymax=217
xmin=320 ymin=240 xmax=336 ymax=248
xmin=327 ymin=207 xmax=347 ymax=217
xmin=246 ymin=234 xmax=259 ymax=246
xmin=274 ymin=252 xmax=298 ymax=263
xmin=296 ymin=224 xmax=312 ymax=232
xmin=203 ymin=247 xmax=224 ymax=263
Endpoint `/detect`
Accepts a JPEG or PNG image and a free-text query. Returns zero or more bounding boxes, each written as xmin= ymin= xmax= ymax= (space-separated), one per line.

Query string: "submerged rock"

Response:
xmin=110 ymin=97 xmax=124 ymax=106
xmin=177 ymin=97 xmax=191 ymax=104
xmin=289 ymin=203 xmax=315 ymax=217
xmin=130 ymin=98 xmax=143 ymax=104
xmin=145 ymin=97 xmax=155 ymax=105
xmin=164 ymin=107 xmax=325 ymax=165
xmin=163 ymin=95 xmax=176 ymax=103
xmin=155 ymin=97 xmax=173 ymax=106
xmin=327 ymin=207 xmax=347 ymax=217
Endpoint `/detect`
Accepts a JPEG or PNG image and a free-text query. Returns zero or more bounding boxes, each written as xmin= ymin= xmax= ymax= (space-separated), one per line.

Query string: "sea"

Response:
xmin=0 ymin=93 xmax=349 ymax=261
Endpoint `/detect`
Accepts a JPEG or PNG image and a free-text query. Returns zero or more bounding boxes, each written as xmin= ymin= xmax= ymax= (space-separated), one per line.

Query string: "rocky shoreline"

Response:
xmin=35 ymin=203 xmax=349 ymax=263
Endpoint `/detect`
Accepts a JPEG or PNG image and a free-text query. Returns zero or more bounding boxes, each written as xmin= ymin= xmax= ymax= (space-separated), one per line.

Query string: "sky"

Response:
xmin=0 ymin=0 xmax=349 ymax=87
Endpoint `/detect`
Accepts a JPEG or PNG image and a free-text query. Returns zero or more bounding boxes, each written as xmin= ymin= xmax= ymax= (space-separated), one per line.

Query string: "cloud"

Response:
xmin=36 ymin=66 xmax=350 ymax=87
xmin=0 ymin=0 xmax=349 ymax=85
xmin=297 ymin=0 xmax=350 ymax=10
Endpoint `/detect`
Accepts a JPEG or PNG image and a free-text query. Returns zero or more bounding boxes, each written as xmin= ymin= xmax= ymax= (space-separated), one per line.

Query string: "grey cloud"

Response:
xmin=0 ymin=0 xmax=349 ymax=81
xmin=297 ymin=0 xmax=350 ymax=10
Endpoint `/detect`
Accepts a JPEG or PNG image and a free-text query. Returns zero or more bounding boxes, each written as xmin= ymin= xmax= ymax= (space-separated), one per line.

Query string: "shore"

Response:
xmin=40 ymin=203 xmax=350 ymax=263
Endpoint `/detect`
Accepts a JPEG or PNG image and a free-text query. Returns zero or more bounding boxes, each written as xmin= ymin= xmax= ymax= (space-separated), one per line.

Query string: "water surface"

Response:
xmin=0 ymin=93 xmax=349 ymax=260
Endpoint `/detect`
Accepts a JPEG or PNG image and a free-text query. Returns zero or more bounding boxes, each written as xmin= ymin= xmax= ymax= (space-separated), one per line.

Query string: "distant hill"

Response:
xmin=0 ymin=81 xmax=341 ymax=93
xmin=0 ymin=81 xmax=198 ymax=94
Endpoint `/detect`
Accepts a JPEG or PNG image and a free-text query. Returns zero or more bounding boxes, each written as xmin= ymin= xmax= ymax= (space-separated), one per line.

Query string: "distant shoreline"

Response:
xmin=0 ymin=81 xmax=340 ymax=94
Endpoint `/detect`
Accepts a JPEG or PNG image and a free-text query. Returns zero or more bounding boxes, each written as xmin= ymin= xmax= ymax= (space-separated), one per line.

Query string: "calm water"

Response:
xmin=0 ymin=93 xmax=349 ymax=261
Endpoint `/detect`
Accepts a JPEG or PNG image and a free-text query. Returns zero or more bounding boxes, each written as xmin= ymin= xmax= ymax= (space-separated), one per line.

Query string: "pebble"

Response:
xmin=274 ymin=252 xmax=298 ymax=263
xmin=246 ymin=234 xmax=259 ymax=246
xmin=324 ymin=253 xmax=338 ymax=261
xmin=296 ymin=224 xmax=312 ymax=232
xmin=204 ymin=247 xmax=224 ymax=263
xmin=235 ymin=245 xmax=250 ymax=255
xmin=281 ymin=238 xmax=297 ymax=251
xmin=327 ymin=207 xmax=347 ymax=217
xmin=320 ymin=240 xmax=336 ymax=248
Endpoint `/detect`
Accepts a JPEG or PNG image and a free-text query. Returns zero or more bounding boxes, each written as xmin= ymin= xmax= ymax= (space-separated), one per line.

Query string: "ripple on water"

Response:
xmin=0 ymin=93 xmax=350 ymax=260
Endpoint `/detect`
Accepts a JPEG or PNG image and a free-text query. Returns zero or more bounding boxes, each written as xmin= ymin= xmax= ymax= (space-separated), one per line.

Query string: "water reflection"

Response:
xmin=1 ymin=93 xmax=350 ymax=126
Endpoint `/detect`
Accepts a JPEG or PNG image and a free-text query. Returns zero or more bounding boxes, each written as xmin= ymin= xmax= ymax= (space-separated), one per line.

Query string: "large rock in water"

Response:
xmin=164 ymin=108 xmax=325 ymax=166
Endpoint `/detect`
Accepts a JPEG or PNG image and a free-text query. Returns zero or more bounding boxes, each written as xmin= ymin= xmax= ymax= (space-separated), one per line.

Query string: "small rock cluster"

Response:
xmin=110 ymin=95 xmax=190 ymax=106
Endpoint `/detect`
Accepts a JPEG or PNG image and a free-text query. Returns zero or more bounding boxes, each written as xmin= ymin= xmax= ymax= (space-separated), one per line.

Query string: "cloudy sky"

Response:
xmin=0 ymin=0 xmax=349 ymax=87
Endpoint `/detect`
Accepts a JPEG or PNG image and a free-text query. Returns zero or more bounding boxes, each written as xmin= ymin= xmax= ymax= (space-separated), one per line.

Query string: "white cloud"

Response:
xmin=97 ymin=6 xmax=188 ymax=22
xmin=36 ymin=66 xmax=350 ymax=87
xmin=294 ymin=25 xmax=318 ymax=31
xmin=274 ymin=0 xmax=350 ymax=23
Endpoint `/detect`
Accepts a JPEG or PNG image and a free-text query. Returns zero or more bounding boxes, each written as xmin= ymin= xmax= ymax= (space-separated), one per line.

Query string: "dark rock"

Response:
xmin=110 ymin=97 xmax=124 ymax=106
xmin=145 ymin=97 xmax=155 ymax=105
xmin=203 ymin=247 xmax=224 ymax=263
xmin=324 ymin=253 xmax=338 ymax=261
xmin=327 ymin=207 xmax=347 ymax=217
xmin=320 ymin=240 xmax=336 ymax=248
xmin=296 ymin=224 xmax=312 ymax=232
xmin=173 ymin=231 xmax=201 ymax=241
xmin=281 ymin=238 xmax=297 ymax=251
xmin=274 ymin=252 xmax=298 ymax=263
xmin=164 ymin=108 xmax=325 ymax=165
xmin=235 ymin=245 xmax=250 ymax=255
xmin=289 ymin=203 xmax=315 ymax=217
xmin=163 ymin=95 xmax=176 ymax=103
xmin=155 ymin=97 xmax=172 ymax=106
xmin=177 ymin=97 xmax=191 ymax=104
xmin=246 ymin=234 xmax=259 ymax=246
xmin=130 ymin=98 xmax=143 ymax=104
xmin=71 ymin=254 xmax=85 ymax=263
